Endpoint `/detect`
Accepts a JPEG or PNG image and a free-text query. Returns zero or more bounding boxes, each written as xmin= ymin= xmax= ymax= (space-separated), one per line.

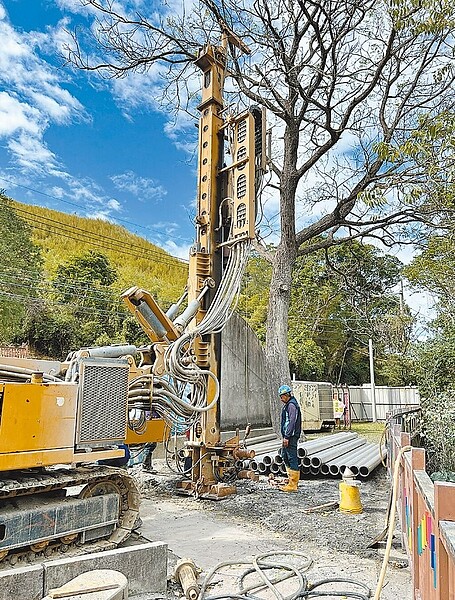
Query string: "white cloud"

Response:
xmin=85 ymin=210 xmax=113 ymax=221
xmin=107 ymin=198 xmax=121 ymax=211
xmin=0 ymin=6 xmax=86 ymax=179
xmin=111 ymin=171 xmax=167 ymax=202
xmin=0 ymin=93 xmax=41 ymax=136
xmin=54 ymin=0 xmax=97 ymax=16
xmin=8 ymin=133 xmax=57 ymax=172
xmin=160 ymin=238 xmax=191 ymax=261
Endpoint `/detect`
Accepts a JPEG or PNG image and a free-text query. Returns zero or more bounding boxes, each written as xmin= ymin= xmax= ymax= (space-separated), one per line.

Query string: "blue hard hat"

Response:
xmin=278 ymin=384 xmax=292 ymax=395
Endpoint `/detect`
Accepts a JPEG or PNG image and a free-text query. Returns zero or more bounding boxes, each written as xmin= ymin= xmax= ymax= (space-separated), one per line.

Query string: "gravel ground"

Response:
xmin=140 ymin=462 xmax=391 ymax=560
xmin=133 ymin=456 xmax=412 ymax=600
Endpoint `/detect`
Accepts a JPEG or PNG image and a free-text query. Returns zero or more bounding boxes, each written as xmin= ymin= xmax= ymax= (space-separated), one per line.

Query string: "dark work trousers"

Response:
xmin=282 ymin=435 xmax=299 ymax=471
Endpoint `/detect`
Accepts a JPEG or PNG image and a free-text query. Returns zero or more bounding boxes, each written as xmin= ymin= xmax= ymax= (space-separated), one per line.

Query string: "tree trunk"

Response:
xmin=265 ymin=130 xmax=299 ymax=431
xmin=265 ymin=245 xmax=296 ymax=433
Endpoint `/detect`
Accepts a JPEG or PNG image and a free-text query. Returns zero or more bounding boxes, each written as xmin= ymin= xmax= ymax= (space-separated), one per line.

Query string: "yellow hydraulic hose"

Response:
xmin=373 ymin=444 xmax=411 ymax=600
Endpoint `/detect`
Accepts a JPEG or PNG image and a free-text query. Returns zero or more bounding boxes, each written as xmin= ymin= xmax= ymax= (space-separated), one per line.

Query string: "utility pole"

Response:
xmin=368 ymin=338 xmax=377 ymax=422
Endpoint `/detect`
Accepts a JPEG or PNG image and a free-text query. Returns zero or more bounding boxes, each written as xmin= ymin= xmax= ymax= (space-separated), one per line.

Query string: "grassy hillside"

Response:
xmin=13 ymin=201 xmax=188 ymax=306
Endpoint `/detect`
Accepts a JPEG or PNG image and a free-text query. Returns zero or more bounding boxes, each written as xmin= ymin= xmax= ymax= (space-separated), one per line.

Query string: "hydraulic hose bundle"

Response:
xmin=151 ymin=239 xmax=250 ymax=431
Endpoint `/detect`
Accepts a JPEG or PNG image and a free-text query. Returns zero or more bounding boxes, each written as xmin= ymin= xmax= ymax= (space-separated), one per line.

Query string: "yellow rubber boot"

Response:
xmin=279 ymin=469 xmax=299 ymax=492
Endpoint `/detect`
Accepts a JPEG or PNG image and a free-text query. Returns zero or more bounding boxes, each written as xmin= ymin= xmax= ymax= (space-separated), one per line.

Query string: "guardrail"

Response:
xmin=388 ymin=426 xmax=455 ymax=599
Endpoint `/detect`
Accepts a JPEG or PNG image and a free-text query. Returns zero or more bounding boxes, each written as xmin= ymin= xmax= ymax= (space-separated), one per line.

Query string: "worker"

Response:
xmin=278 ymin=384 xmax=302 ymax=492
xmin=142 ymin=442 xmax=157 ymax=473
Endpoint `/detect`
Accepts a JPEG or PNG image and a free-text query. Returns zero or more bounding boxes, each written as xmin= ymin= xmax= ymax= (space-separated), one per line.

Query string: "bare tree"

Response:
xmin=66 ymin=0 xmax=455 ymax=393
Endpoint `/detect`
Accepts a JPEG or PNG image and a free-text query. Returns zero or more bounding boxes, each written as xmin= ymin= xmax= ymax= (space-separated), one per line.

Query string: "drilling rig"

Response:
xmin=0 ymin=33 xmax=266 ymax=564
xmin=123 ymin=31 xmax=266 ymax=498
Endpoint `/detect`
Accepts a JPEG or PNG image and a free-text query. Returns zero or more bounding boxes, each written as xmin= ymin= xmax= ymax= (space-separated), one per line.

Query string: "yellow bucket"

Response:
xmin=339 ymin=480 xmax=363 ymax=514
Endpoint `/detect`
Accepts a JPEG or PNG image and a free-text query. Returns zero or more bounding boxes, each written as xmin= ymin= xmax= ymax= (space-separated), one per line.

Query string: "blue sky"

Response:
xmin=0 ymin=0 xmax=197 ymax=259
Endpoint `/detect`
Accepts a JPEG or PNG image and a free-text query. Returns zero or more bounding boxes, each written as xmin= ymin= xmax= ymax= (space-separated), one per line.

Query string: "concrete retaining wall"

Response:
xmin=0 ymin=541 xmax=167 ymax=600
xmin=0 ymin=565 xmax=43 ymax=600
xmin=220 ymin=313 xmax=273 ymax=429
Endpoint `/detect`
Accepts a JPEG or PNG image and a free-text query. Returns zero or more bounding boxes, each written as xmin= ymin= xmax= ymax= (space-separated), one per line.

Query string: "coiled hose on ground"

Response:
xmin=197 ymin=551 xmax=372 ymax=600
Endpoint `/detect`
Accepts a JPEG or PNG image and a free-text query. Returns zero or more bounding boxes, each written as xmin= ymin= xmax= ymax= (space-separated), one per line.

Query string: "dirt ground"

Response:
xmin=132 ymin=455 xmax=413 ymax=600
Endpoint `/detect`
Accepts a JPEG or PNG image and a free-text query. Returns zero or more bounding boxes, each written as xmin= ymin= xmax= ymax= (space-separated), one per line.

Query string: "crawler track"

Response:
xmin=0 ymin=466 xmax=140 ymax=567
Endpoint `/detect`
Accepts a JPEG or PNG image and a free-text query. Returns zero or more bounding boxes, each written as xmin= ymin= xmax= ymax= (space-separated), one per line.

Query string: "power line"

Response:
xmin=0 ymin=290 xmax=127 ymax=318
xmin=13 ymin=204 xmax=189 ymax=265
xmin=13 ymin=204 xmax=186 ymax=262
xmin=10 ymin=205 xmax=189 ymax=270
xmin=0 ymin=270 xmax=124 ymax=299
xmin=0 ymin=176 xmax=194 ymax=244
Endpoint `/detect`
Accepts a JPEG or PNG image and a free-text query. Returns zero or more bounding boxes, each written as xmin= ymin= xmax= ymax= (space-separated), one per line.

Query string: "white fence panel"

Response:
xmin=348 ymin=385 xmax=420 ymax=421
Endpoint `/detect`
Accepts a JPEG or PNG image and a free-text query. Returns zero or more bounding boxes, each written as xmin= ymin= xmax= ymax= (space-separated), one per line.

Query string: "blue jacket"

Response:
xmin=281 ymin=396 xmax=302 ymax=440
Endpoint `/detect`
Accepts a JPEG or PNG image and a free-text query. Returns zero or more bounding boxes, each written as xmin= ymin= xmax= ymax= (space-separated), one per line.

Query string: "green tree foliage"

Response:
xmin=1 ymin=200 xmax=187 ymax=357
xmin=22 ymin=304 xmax=79 ymax=358
xmin=394 ymin=114 xmax=455 ymax=472
xmin=239 ymin=241 xmax=412 ymax=384
xmin=0 ymin=193 xmax=43 ymax=342
xmin=13 ymin=201 xmax=187 ymax=306
xmin=21 ymin=250 xmax=151 ymax=355
xmin=51 ymin=250 xmax=122 ymax=348
xmin=405 ymin=235 xmax=455 ymax=394
xmin=421 ymin=390 xmax=455 ymax=473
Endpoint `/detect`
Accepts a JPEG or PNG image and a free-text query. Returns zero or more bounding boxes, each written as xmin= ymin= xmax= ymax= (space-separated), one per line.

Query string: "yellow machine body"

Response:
xmin=125 ymin=419 xmax=168 ymax=445
xmin=0 ymin=382 xmax=77 ymax=470
xmin=0 ymin=380 xmax=126 ymax=471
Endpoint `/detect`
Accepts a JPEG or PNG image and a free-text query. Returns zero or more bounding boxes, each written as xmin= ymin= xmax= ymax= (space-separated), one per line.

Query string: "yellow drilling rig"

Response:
xmin=0 ymin=32 xmax=265 ymax=564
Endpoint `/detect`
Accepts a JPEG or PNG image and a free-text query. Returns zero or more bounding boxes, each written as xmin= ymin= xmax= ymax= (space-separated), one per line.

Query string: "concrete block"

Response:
xmin=42 ymin=569 xmax=128 ymax=600
xmin=43 ymin=542 xmax=167 ymax=597
xmin=0 ymin=564 xmax=44 ymax=600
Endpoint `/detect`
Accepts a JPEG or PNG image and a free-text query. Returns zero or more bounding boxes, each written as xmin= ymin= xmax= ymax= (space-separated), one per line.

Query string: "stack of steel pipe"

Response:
xmin=244 ymin=431 xmax=386 ymax=478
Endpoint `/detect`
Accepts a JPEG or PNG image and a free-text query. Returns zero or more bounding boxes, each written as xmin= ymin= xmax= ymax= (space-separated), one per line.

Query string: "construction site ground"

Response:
xmin=131 ymin=443 xmax=412 ymax=600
